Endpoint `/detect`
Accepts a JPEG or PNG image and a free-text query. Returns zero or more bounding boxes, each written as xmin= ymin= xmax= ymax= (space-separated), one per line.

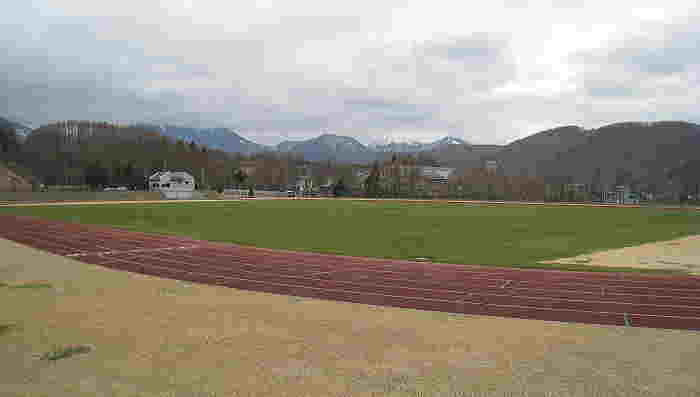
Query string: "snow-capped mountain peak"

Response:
xmin=0 ymin=116 xmax=33 ymax=139
xmin=371 ymin=136 xmax=469 ymax=153
xmin=443 ymin=136 xmax=467 ymax=145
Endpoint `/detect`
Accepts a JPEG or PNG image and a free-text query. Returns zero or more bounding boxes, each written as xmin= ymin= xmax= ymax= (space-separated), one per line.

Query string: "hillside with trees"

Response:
xmin=132 ymin=124 xmax=269 ymax=155
xmin=495 ymin=125 xmax=591 ymax=178
xmin=1 ymin=120 xmax=309 ymax=191
xmin=276 ymin=134 xmax=377 ymax=163
xmin=3 ymin=116 xmax=699 ymax=200
xmin=526 ymin=122 xmax=700 ymax=198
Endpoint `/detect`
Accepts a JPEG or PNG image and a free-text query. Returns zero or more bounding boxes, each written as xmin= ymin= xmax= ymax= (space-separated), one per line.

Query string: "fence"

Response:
xmin=222 ymin=189 xmax=288 ymax=199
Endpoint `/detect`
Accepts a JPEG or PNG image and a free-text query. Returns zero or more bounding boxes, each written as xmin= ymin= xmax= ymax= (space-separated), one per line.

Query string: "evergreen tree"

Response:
xmin=365 ymin=161 xmax=381 ymax=198
xmin=0 ymin=125 xmax=21 ymax=153
xmin=233 ymin=169 xmax=248 ymax=188
xmin=591 ymin=167 xmax=602 ymax=201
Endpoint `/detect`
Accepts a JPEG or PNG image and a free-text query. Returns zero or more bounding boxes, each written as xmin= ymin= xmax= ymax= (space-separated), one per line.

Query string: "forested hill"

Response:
xmin=499 ymin=121 xmax=700 ymax=192
xmin=0 ymin=121 xmax=300 ymax=189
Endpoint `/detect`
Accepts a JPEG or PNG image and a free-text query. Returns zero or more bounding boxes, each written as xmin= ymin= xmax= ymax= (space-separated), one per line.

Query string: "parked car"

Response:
xmin=287 ymin=190 xmax=296 ymax=197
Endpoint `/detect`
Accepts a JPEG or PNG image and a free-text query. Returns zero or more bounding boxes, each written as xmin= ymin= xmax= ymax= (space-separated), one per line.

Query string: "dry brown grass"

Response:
xmin=1 ymin=237 xmax=699 ymax=397
xmin=542 ymin=235 xmax=700 ymax=274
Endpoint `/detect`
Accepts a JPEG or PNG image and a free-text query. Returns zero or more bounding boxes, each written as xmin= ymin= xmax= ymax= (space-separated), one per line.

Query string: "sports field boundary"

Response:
xmin=1 ymin=196 xmax=699 ymax=211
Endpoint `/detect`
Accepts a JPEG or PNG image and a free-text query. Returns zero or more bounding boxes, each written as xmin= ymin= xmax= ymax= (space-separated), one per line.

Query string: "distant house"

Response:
xmin=353 ymin=168 xmax=370 ymax=180
xmin=370 ymin=161 xmax=456 ymax=197
xmin=602 ymin=185 xmax=639 ymax=205
xmin=418 ymin=166 xmax=455 ymax=197
xmin=419 ymin=166 xmax=454 ymax=184
xmin=149 ymin=170 xmax=195 ymax=199
xmin=484 ymin=160 xmax=499 ymax=173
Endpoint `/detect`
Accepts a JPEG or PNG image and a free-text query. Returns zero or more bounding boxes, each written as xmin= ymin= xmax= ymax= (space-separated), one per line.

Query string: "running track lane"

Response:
xmin=1 ymin=214 xmax=700 ymax=331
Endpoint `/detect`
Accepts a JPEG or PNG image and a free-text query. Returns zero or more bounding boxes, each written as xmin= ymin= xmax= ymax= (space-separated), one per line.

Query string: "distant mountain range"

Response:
xmin=273 ymin=134 xmax=376 ymax=163
xmin=1 ymin=117 xmax=492 ymax=163
xmin=0 ymin=117 xmax=32 ymax=141
xmin=131 ymin=124 xmax=268 ymax=155
xmin=6 ymin=116 xmax=700 ymax=190
xmin=370 ymin=136 xmax=469 ymax=153
xmin=130 ymin=125 xmax=476 ymax=163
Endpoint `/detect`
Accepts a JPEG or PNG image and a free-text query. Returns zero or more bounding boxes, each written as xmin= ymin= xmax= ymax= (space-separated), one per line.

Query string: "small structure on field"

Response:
xmin=149 ymin=170 xmax=195 ymax=199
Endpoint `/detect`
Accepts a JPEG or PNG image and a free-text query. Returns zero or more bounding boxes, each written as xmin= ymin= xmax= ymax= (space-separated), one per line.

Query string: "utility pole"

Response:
xmin=201 ymin=167 xmax=206 ymax=190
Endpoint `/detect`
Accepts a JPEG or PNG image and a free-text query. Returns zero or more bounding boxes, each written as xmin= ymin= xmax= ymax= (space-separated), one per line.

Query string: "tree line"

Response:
xmin=1 ymin=120 xmax=372 ymax=193
xmin=5 ymin=119 xmax=695 ymax=202
xmin=1 ymin=121 xmax=311 ymax=191
xmin=360 ymin=155 xmax=547 ymax=201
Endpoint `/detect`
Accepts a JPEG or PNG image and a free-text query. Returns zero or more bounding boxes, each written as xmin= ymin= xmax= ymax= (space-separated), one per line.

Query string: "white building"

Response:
xmin=149 ymin=171 xmax=195 ymax=199
xmin=420 ymin=166 xmax=455 ymax=184
xmin=602 ymin=185 xmax=639 ymax=205
xmin=353 ymin=168 xmax=370 ymax=180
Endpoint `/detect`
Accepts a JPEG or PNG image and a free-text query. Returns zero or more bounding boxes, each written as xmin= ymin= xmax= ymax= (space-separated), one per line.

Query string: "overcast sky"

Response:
xmin=2 ymin=1 xmax=699 ymax=146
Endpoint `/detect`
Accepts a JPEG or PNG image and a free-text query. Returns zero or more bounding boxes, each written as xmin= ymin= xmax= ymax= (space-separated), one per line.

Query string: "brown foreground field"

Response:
xmin=1 ymin=237 xmax=699 ymax=397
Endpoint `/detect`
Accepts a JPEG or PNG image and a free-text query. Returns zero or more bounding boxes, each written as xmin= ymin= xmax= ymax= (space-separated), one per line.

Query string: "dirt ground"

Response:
xmin=1 ymin=237 xmax=699 ymax=397
xmin=542 ymin=235 xmax=700 ymax=275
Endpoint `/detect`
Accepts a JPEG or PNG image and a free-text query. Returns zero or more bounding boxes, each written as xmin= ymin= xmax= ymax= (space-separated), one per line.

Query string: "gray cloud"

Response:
xmin=343 ymin=98 xmax=437 ymax=124
xmin=2 ymin=1 xmax=700 ymax=146
xmin=564 ymin=15 xmax=700 ymax=130
xmin=582 ymin=19 xmax=700 ymax=77
xmin=421 ymin=33 xmax=511 ymax=64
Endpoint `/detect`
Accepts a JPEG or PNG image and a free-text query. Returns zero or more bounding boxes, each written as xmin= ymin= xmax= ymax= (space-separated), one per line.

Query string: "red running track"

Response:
xmin=2 ymin=214 xmax=700 ymax=331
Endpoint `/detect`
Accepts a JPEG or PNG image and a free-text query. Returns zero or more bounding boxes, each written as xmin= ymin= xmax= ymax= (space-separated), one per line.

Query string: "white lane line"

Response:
xmin=307 ymin=269 xmax=353 ymax=277
xmin=66 ymin=245 xmax=200 ymax=257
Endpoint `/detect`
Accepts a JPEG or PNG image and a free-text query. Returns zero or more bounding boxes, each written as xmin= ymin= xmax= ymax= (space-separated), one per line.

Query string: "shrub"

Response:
xmin=0 ymin=324 xmax=16 ymax=335
xmin=40 ymin=344 xmax=93 ymax=361
xmin=9 ymin=282 xmax=52 ymax=289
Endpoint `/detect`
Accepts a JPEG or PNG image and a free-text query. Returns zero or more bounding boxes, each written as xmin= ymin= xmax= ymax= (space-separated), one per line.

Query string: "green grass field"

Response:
xmin=1 ymin=200 xmax=699 ymax=273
